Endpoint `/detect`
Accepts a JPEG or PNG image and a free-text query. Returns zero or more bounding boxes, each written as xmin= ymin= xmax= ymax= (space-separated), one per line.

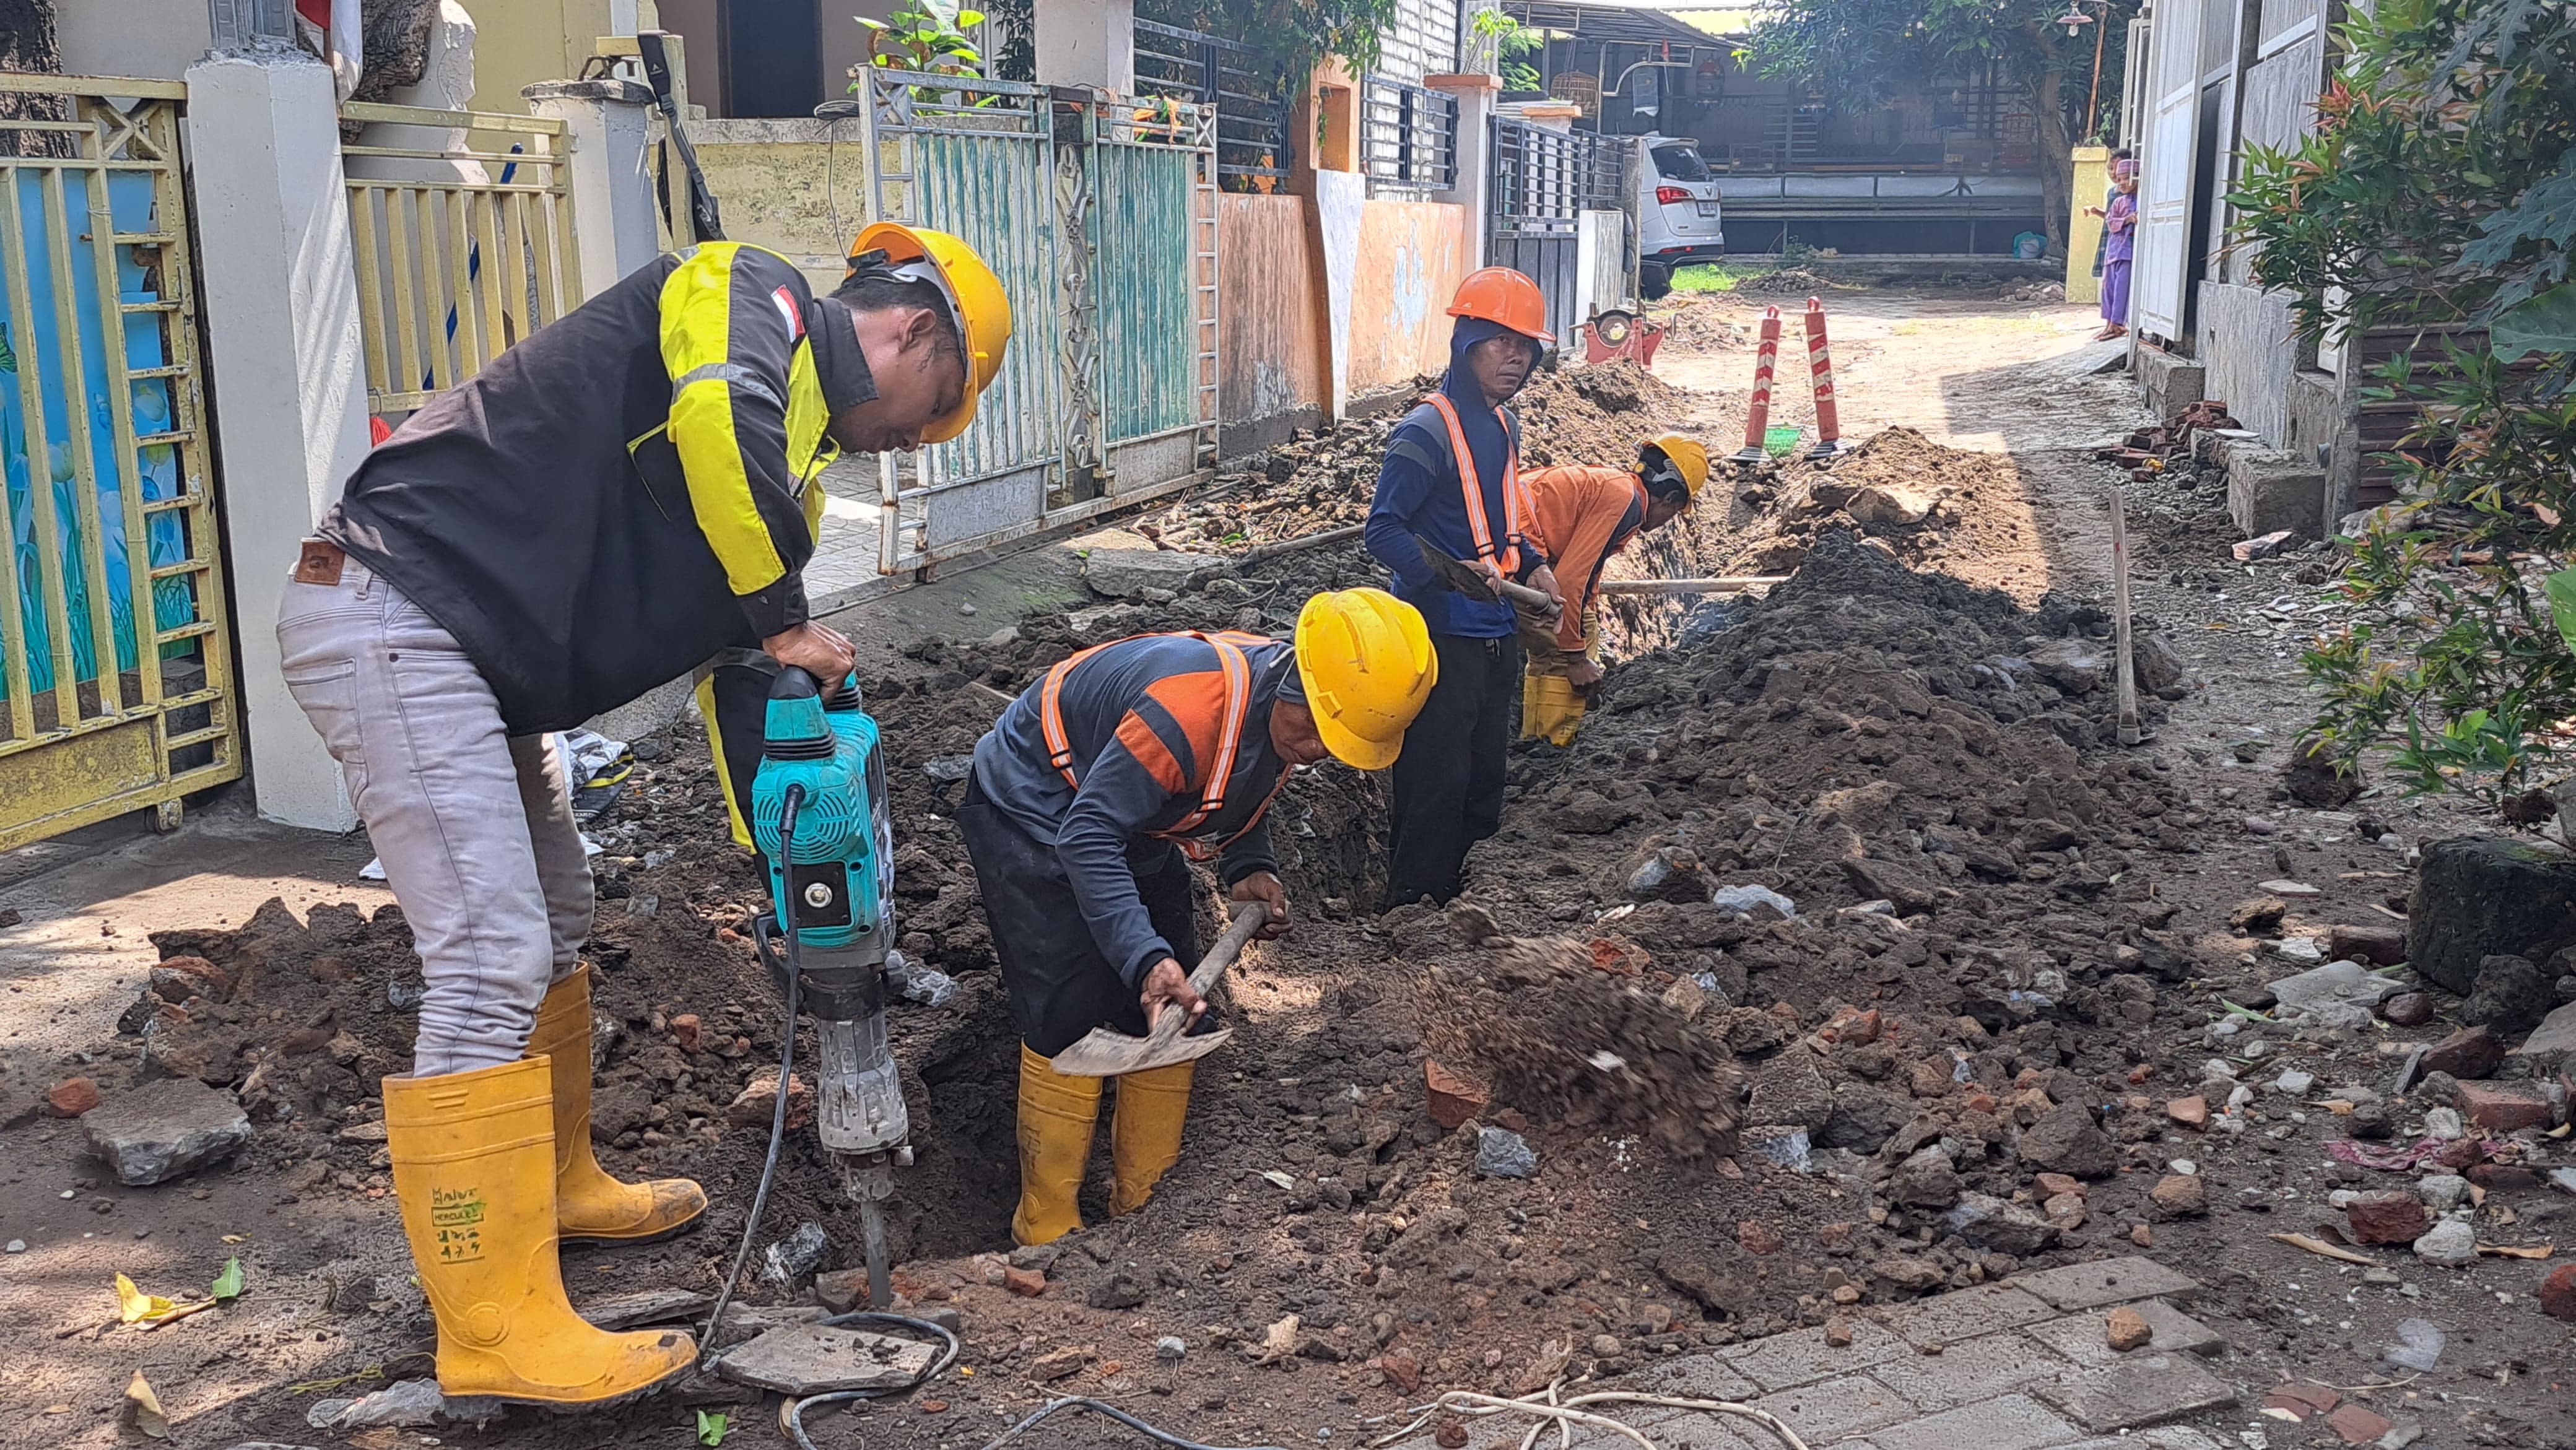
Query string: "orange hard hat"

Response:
xmin=1446 ymin=266 xmax=1553 ymax=345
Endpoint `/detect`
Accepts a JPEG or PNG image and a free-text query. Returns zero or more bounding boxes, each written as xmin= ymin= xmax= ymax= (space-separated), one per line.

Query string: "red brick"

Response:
xmin=2166 ymin=1095 xmax=2209 ymax=1130
xmin=2327 ymin=922 xmax=2408 ymax=966
xmin=45 ymin=1077 xmax=100 ymax=1117
xmin=2346 ymin=1191 xmax=2427 ymax=1246
xmin=2456 ymin=1082 xmax=2554 ymax=1132
xmin=668 ymin=1013 xmax=702 ymax=1052
xmin=2470 ymin=1163 xmax=2540 ymax=1191
xmin=725 ymin=1070 xmax=812 ymax=1130
xmin=155 ymin=955 xmax=230 ymax=996
xmin=2326 ymin=1402 xmax=2395 ymax=1444
xmin=1736 ymin=1219 xmax=1785 ymax=1254
xmin=2033 ymin=1172 xmax=2084 ymax=1199
xmin=1003 ymin=1266 xmax=1047 ymax=1297
xmin=2542 ymin=1264 xmax=2576 ymax=1323
xmin=2269 ymin=1381 xmax=2339 ymax=1415
xmin=1424 ymin=1059 xmax=1490 ymax=1130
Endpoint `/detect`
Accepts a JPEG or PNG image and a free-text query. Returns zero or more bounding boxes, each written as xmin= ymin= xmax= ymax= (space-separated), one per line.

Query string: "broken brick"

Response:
xmin=2419 ymin=1024 xmax=2507 ymax=1081
xmin=2542 ymin=1264 xmax=2576 ymax=1323
xmin=2165 ymin=1095 xmax=2209 ymax=1131
xmin=2033 ymin=1171 xmax=2084 ymax=1200
xmin=45 ymin=1077 xmax=100 ymax=1117
xmin=2325 ymin=1402 xmax=2395 ymax=1445
xmin=2104 ymin=1305 xmax=2151 ymax=1352
xmin=2346 ymin=1191 xmax=2428 ymax=1246
xmin=1424 ymin=1059 xmax=1490 ymax=1130
xmin=2148 ymin=1173 xmax=2207 ymax=1219
xmin=2456 ymin=1081 xmax=2554 ymax=1132
xmin=1003 ymin=1266 xmax=1047 ymax=1297
xmin=669 ymin=1014 xmax=702 ymax=1052
xmin=154 ymin=955 xmax=230 ymax=997
xmin=726 ymin=1070 xmax=813 ymax=1131
xmin=1736 ymin=1219 xmax=1785 ymax=1254
xmin=2327 ymin=923 xmax=2408 ymax=966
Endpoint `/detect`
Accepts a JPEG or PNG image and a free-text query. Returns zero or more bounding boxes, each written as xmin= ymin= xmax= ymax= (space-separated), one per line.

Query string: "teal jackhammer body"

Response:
xmin=751 ymin=666 xmax=908 ymax=1305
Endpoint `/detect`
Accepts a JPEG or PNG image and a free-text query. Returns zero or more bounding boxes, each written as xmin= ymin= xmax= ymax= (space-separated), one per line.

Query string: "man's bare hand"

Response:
xmin=764 ymin=622 xmax=855 ymax=692
xmin=1230 ymin=871 xmax=1291 ymax=940
xmin=1139 ymin=956 xmax=1206 ymax=1034
xmin=1565 ymin=658 xmax=1604 ymax=692
xmin=1523 ymin=563 xmax=1568 ymax=620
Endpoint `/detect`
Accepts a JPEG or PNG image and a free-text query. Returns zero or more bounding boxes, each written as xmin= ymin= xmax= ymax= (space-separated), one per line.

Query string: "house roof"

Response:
xmin=1503 ymin=1 xmax=1738 ymax=50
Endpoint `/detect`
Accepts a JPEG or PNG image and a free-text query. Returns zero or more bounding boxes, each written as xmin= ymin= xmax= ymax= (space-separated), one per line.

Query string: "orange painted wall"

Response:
xmin=1346 ymin=198 xmax=1473 ymax=399
xmin=1218 ymin=193 xmax=1324 ymax=443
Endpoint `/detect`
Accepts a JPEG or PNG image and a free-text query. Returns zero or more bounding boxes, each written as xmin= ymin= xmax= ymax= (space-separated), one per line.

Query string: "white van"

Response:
xmin=1636 ymin=134 xmax=1723 ymax=299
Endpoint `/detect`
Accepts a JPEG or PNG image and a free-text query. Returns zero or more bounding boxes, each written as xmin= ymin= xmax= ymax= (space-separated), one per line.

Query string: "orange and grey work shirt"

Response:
xmin=1524 ymin=465 xmax=1647 ymax=653
xmin=971 ymin=633 xmax=1298 ymax=986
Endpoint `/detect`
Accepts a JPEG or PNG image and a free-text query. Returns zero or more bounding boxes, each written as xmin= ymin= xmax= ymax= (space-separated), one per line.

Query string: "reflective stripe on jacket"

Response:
xmin=321 ymin=242 xmax=874 ymax=733
xmin=973 ymin=633 xmax=1294 ymax=986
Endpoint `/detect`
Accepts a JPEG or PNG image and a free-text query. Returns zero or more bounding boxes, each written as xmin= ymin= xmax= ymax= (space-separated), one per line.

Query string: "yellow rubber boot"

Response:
xmin=1012 ymin=1043 xmax=1102 ymax=1246
xmin=385 ymin=1058 xmax=696 ymax=1404
xmin=528 ymin=966 xmax=707 ymax=1244
xmin=1109 ymin=1060 xmax=1195 ymax=1216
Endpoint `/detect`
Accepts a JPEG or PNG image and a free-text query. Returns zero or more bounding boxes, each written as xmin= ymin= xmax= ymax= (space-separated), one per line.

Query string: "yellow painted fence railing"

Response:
xmin=0 ymin=74 xmax=242 ymax=850
xmin=341 ymin=100 xmax=584 ymax=417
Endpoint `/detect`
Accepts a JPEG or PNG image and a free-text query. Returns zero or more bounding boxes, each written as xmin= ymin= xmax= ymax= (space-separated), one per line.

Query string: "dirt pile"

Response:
xmin=1714 ymin=426 xmax=2058 ymax=603
xmin=1646 ymin=298 xmax=1752 ymax=355
xmin=1136 ymin=363 xmax=1710 ymax=554
xmin=1737 ymin=267 xmax=1840 ymax=298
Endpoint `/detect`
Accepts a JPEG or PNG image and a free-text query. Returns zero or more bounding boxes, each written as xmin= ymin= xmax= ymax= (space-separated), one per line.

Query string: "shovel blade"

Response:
xmin=1050 ymin=1024 xmax=1237 ymax=1078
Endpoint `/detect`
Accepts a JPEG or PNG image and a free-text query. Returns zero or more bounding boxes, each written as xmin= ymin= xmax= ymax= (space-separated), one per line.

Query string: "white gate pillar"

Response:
xmin=526 ymin=78 xmax=663 ymax=295
xmin=1427 ymin=71 xmax=1499 ymax=266
xmin=185 ymin=46 xmax=370 ymax=832
xmin=1035 ymin=0 xmax=1134 ymax=93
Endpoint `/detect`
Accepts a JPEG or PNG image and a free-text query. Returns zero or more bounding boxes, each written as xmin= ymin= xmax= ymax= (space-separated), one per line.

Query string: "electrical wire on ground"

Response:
xmin=975 ymin=1396 xmax=1295 ymax=1450
xmin=779 ymin=1311 xmax=960 ymax=1450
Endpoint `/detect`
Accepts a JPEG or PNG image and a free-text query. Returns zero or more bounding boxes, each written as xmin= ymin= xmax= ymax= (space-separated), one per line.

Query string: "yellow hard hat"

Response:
xmin=848 ymin=222 xmax=1013 ymax=445
xmin=1292 ymin=588 xmax=1438 ymax=771
xmin=1647 ymin=433 xmax=1710 ymax=500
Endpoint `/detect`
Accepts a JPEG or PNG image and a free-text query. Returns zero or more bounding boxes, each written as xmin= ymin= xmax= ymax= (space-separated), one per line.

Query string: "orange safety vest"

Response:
xmin=1038 ymin=631 xmax=1292 ymax=861
xmin=1424 ymin=392 xmax=1534 ymax=578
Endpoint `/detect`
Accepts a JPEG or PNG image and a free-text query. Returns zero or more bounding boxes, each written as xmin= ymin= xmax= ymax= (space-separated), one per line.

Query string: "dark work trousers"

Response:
xmin=1385 ymin=632 xmax=1520 ymax=908
xmin=954 ymin=770 xmax=1211 ymax=1056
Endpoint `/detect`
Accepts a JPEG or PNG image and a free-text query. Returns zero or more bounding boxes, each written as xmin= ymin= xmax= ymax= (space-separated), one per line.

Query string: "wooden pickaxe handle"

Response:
xmin=1141 ymin=904 xmax=1269 ymax=1046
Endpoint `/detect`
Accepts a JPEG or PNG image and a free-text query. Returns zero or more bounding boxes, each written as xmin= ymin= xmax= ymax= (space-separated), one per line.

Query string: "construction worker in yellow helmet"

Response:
xmin=1520 ymin=433 xmax=1710 ymax=745
xmin=955 ymin=589 xmax=1435 ymax=1245
xmin=276 ymin=223 xmax=1009 ymax=1407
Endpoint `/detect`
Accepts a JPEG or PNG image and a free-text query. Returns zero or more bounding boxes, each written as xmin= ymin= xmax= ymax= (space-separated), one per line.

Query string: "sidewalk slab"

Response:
xmin=1865 ymin=1329 xmax=2070 ymax=1412
xmin=2006 ymin=1257 xmax=2201 ymax=1311
xmin=2024 ymin=1301 xmax=2226 ymax=1368
xmin=1861 ymin=1393 xmax=2087 ymax=1450
xmin=1878 ymin=1284 xmax=2055 ymax=1347
xmin=1720 ymin=1319 xmax=1910 ymax=1391
xmin=1747 ymin=1373 xmax=1919 ymax=1443
xmin=2029 ymin=1352 xmax=2237 ymax=1431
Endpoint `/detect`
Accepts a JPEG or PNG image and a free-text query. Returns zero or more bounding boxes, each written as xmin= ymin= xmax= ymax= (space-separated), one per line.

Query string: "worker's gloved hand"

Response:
xmin=1565 ymin=658 xmax=1604 ymax=694
xmin=1230 ymin=871 xmax=1292 ymax=940
xmin=1139 ymin=956 xmax=1207 ymax=1035
xmin=763 ymin=621 xmax=856 ymax=695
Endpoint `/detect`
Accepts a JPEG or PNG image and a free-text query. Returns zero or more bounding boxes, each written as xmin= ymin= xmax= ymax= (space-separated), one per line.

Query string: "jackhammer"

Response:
xmin=746 ymin=666 xmax=910 ymax=1309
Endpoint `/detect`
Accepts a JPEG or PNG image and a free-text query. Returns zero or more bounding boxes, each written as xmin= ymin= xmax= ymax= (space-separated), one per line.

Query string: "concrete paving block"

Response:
xmin=2024 ymin=1301 xmax=2226 ymax=1368
xmin=1633 ymin=1353 xmax=1764 ymax=1402
xmin=1880 ymin=1285 xmax=2056 ymax=1347
xmin=1865 ymin=1329 xmax=2073 ymax=1411
xmin=1721 ymin=1318 xmax=1910 ymax=1391
xmin=2006 ymin=1257 xmax=2202 ymax=1311
xmin=2028 ymin=1353 xmax=2237 ymax=1431
xmin=1861 ymin=1394 xmax=2088 ymax=1450
xmin=2057 ymin=1430 xmax=2231 ymax=1450
xmin=1748 ymin=1374 xmax=1920 ymax=1444
xmin=713 ymin=1322 xmax=939 ymax=1394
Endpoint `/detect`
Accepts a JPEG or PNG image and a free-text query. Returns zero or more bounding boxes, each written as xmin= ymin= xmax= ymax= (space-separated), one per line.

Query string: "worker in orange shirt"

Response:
xmin=1520 ymin=434 xmax=1708 ymax=745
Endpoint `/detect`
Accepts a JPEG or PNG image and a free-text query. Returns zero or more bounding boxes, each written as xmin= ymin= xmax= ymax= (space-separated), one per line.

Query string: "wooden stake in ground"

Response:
xmin=2110 ymin=488 xmax=2141 ymax=746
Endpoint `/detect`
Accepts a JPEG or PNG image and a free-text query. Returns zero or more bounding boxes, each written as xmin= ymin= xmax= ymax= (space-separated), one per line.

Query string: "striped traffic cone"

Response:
xmin=1730 ymin=306 xmax=1783 ymax=465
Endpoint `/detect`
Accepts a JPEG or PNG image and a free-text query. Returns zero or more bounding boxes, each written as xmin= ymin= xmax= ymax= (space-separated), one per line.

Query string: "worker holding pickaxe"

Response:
xmin=1519 ymin=434 xmax=1710 ymax=745
xmin=960 ymin=592 xmax=1435 ymax=1245
xmin=1363 ymin=267 xmax=1567 ymax=909
xmin=276 ymin=227 xmax=1010 ymax=1408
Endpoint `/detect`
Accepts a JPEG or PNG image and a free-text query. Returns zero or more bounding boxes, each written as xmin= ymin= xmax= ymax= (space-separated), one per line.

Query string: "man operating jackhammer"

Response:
xmin=1519 ymin=434 xmax=1709 ymax=745
xmin=1364 ymin=266 xmax=1565 ymax=909
xmin=277 ymin=226 xmax=1009 ymax=1407
xmin=959 ymin=591 xmax=1437 ymax=1245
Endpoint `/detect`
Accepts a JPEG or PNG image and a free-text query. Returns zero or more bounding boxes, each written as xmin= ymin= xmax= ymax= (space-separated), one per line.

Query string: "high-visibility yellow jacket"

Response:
xmin=322 ymin=243 xmax=877 ymax=732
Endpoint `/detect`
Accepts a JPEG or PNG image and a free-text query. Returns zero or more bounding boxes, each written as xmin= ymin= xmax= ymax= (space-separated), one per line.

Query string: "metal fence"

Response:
xmin=0 ymin=77 xmax=240 ymax=851
xmin=1133 ymin=19 xmax=1294 ymax=188
xmin=854 ymin=69 xmax=1217 ymax=573
xmin=341 ymin=102 xmax=583 ymax=417
xmin=1489 ymin=117 xmax=1625 ymax=346
xmin=1360 ymin=75 xmax=1458 ymax=194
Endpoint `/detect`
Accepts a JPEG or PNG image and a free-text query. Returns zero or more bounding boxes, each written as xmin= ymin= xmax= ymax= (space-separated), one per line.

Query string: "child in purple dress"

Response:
xmin=2088 ymin=160 xmax=2138 ymax=341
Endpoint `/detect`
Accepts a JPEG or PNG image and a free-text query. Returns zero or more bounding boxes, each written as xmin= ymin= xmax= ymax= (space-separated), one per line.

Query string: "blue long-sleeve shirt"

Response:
xmin=972 ymin=633 xmax=1292 ymax=986
xmin=1364 ymin=317 xmax=1536 ymax=639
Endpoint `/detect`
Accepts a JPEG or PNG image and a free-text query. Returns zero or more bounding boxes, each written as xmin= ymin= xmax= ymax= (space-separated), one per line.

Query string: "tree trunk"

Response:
xmin=2032 ymin=68 xmax=2073 ymax=254
xmin=0 ymin=0 xmax=65 ymax=160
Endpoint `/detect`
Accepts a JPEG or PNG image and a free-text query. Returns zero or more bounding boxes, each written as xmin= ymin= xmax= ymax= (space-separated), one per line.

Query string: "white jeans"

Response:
xmin=276 ymin=550 xmax=590 ymax=1076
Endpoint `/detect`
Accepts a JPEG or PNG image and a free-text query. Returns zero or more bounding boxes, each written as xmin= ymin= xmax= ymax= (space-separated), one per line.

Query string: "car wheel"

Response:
xmin=1639 ymin=261 xmax=1673 ymax=300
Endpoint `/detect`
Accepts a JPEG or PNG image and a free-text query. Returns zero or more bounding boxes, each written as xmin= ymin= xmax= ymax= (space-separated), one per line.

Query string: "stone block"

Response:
xmin=1082 ymin=548 xmax=1222 ymax=599
xmin=2226 ymin=447 xmax=2326 ymax=540
xmin=1720 ymin=1318 xmax=1908 ymax=1391
xmin=1865 ymin=1329 xmax=2070 ymax=1411
xmin=1747 ymin=1374 xmax=1919 ymax=1443
xmin=82 ymin=1078 xmax=251 ymax=1186
xmin=2133 ymin=342 xmax=2206 ymax=423
xmin=1632 ymin=1353 xmax=1762 ymax=1402
xmin=2457 ymin=1082 xmax=2556 ymax=1132
xmin=2410 ymin=836 xmax=2576 ymax=994
xmin=713 ymin=1323 xmax=939 ymax=1394
xmin=2517 ymin=1002 xmax=2576 ymax=1071
xmin=1864 ymin=1393 xmax=2088 ymax=1450
xmin=2030 ymin=1353 xmax=2237 ymax=1431
xmin=1879 ymin=1284 xmax=2056 ymax=1348
xmin=2007 ymin=1257 xmax=2201 ymax=1311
